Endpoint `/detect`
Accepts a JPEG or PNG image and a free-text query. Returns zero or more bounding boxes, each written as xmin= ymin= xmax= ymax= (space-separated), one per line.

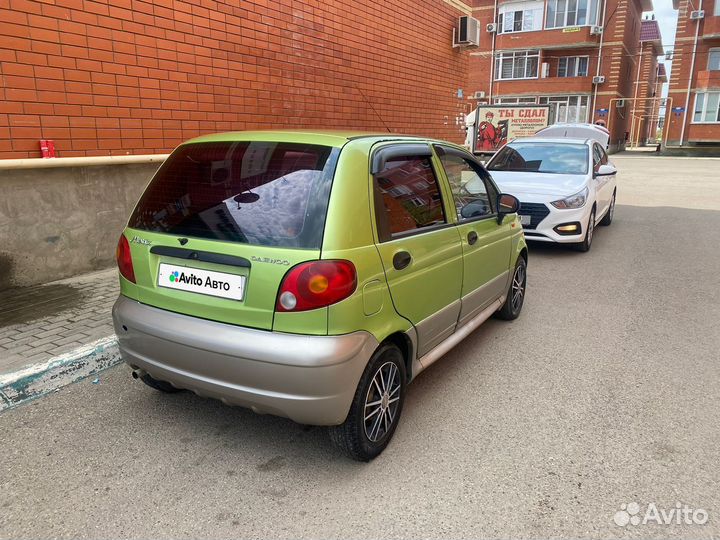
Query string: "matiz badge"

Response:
xmin=130 ymin=236 xmax=151 ymax=245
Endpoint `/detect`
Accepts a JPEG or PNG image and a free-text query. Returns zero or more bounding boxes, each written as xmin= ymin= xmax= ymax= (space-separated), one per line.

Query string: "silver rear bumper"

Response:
xmin=112 ymin=296 xmax=378 ymax=425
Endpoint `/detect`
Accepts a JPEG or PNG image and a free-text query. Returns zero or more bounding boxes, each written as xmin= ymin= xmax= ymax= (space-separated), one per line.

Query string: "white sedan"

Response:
xmin=485 ymin=137 xmax=617 ymax=252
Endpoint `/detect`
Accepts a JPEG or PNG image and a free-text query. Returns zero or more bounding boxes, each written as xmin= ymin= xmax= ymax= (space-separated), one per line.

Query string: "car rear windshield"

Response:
xmin=128 ymin=141 xmax=340 ymax=249
xmin=488 ymin=142 xmax=588 ymax=175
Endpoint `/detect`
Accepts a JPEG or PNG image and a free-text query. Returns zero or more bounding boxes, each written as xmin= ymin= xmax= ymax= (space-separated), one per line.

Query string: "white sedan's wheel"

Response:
xmin=573 ymin=207 xmax=595 ymax=252
xmin=600 ymin=191 xmax=616 ymax=226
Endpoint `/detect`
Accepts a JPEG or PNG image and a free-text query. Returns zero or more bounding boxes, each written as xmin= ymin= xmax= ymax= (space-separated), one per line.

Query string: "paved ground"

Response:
xmin=1 ymin=153 xmax=719 ymax=539
xmin=0 ymin=269 xmax=117 ymax=374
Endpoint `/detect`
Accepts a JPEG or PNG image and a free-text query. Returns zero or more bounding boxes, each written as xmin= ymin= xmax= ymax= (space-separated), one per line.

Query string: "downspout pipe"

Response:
xmin=591 ymin=0 xmax=609 ymax=118
xmin=489 ymin=0 xmax=498 ymax=102
xmin=680 ymin=0 xmax=702 ymax=146
xmin=632 ymin=44 xmax=644 ymax=147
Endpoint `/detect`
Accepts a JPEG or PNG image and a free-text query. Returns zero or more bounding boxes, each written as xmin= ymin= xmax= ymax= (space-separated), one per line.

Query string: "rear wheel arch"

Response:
xmin=381 ymin=331 xmax=414 ymax=383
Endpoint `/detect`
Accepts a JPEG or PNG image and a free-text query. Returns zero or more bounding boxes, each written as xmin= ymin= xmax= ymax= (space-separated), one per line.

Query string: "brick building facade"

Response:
xmin=665 ymin=0 xmax=720 ymax=147
xmin=634 ymin=17 xmax=666 ymax=144
xmin=466 ymin=0 xmax=653 ymax=150
xmin=0 ymin=0 xmax=472 ymax=159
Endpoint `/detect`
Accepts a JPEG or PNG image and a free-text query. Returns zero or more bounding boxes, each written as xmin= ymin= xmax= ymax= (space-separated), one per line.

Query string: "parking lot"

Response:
xmin=1 ymin=153 xmax=718 ymax=539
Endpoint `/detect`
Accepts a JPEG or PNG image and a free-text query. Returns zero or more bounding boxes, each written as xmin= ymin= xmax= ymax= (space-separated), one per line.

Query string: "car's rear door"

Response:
xmin=370 ymin=143 xmax=463 ymax=358
xmin=434 ymin=145 xmax=513 ymax=326
xmin=123 ymin=140 xmax=340 ymax=331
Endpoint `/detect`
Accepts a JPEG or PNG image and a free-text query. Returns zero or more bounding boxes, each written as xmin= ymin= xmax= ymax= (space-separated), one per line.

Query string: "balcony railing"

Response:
xmin=495 ymin=27 xmax=601 ymax=51
xmin=696 ymin=70 xmax=720 ymax=90
xmin=701 ymin=16 xmax=720 ymax=39
xmin=493 ymin=76 xmax=595 ymax=94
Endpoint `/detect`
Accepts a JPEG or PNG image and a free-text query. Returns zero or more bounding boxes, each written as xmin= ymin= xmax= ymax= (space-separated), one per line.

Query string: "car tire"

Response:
xmin=139 ymin=373 xmax=183 ymax=393
xmin=329 ymin=343 xmax=406 ymax=462
xmin=599 ymin=191 xmax=616 ymax=226
xmin=573 ymin=206 xmax=596 ymax=252
xmin=496 ymin=256 xmax=527 ymax=320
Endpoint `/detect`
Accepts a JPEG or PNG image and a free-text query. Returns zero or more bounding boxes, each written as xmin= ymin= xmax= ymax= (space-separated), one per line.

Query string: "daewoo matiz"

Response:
xmin=112 ymin=131 xmax=528 ymax=461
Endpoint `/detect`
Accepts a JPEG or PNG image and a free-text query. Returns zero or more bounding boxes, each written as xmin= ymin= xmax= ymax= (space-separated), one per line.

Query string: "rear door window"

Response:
xmin=373 ymin=154 xmax=447 ymax=241
xmin=128 ymin=141 xmax=339 ymax=249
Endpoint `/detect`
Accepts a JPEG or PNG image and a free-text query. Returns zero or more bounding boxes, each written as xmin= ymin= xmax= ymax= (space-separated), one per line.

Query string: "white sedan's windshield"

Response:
xmin=488 ymin=143 xmax=588 ymax=175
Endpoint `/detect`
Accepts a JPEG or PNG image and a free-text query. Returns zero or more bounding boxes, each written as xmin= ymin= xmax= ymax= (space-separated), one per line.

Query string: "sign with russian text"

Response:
xmin=473 ymin=105 xmax=550 ymax=153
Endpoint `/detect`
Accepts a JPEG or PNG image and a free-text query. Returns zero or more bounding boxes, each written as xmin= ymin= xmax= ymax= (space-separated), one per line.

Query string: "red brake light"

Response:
xmin=116 ymin=234 xmax=136 ymax=283
xmin=276 ymin=260 xmax=357 ymax=312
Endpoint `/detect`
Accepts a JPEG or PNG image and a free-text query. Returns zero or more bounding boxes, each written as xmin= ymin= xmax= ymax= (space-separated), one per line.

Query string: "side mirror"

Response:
xmin=594 ymin=164 xmax=617 ymax=177
xmin=496 ymin=193 xmax=520 ymax=224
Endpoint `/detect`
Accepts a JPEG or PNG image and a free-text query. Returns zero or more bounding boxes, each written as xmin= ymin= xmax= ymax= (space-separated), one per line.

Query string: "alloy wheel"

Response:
xmin=364 ymin=361 xmax=401 ymax=442
xmin=511 ymin=263 xmax=526 ymax=312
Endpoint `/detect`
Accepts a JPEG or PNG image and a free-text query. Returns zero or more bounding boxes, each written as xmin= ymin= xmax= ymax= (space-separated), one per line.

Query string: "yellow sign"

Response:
xmin=562 ymin=26 xmax=582 ymax=32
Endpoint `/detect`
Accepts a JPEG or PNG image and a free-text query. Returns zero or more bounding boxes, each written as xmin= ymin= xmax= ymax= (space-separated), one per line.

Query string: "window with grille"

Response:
xmin=494 ymin=51 xmax=540 ymax=80
xmin=558 ymin=56 xmax=589 ymax=77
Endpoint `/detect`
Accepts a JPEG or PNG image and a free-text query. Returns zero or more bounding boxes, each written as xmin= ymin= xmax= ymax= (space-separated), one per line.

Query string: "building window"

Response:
xmin=709 ymin=49 xmax=720 ymax=71
xmin=538 ymin=95 xmax=590 ymax=123
xmin=493 ymin=97 xmax=539 ymax=104
xmin=558 ymin=56 xmax=589 ymax=77
xmin=546 ymin=0 xmax=600 ymax=28
xmin=498 ymin=1 xmax=543 ymax=33
xmin=494 ymin=51 xmax=540 ymax=80
xmin=693 ymin=92 xmax=720 ymax=123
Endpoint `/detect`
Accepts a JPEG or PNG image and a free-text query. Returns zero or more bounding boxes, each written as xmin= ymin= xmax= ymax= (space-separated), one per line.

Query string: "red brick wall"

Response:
xmin=0 ymin=0 xmax=470 ymax=158
xmin=666 ymin=0 xmax=720 ymax=145
xmin=633 ymin=41 xmax=660 ymax=143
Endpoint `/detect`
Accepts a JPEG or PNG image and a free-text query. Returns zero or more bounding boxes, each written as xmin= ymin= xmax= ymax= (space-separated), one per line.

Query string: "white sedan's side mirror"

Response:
xmin=595 ymin=164 xmax=617 ymax=177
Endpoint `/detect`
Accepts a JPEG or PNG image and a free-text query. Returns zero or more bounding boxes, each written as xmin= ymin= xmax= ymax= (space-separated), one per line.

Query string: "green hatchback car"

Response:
xmin=112 ymin=130 xmax=528 ymax=461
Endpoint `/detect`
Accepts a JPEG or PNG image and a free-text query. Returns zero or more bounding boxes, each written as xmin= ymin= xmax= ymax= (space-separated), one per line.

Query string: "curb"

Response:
xmin=0 ymin=336 xmax=121 ymax=412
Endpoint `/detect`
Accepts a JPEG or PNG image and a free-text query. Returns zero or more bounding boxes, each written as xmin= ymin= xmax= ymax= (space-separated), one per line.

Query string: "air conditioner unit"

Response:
xmin=590 ymin=25 xmax=603 ymax=35
xmin=541 ymin=62 xmax=550 ymax=78
xmin=616 ymin=99 xmax=625 ymax=108
xmin=473 ymin=90 xmax=486 ymax=99
xmin=592 ymin=75 xmax=606 ymax=84
xmin=690 ymin=9 xmax=705 ymax=19
xmin=486 ymin=22 xmax=498 ymax=33
xmin=457 ymin=16 xmax=481 ymax=46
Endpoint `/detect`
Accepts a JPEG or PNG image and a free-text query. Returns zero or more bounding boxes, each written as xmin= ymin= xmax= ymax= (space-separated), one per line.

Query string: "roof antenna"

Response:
xmin=357 ymin=86 xmax=392 ymax=133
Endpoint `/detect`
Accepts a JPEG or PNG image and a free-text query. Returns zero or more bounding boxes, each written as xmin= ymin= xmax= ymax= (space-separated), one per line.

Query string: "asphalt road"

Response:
xmin=1 ymin=153 xmax=719 ymax=539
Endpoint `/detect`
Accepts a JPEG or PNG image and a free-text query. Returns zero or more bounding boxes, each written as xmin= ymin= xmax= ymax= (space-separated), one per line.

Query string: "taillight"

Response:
xmin=116 ymin=234 xmax=136 ymax=283
xmin=276 ymin=260 xmax=357 ymax=312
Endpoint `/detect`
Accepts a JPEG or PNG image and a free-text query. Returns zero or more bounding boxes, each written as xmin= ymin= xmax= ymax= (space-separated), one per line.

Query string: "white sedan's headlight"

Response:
xmin=551 ymin=187 xmax=589 ymax=209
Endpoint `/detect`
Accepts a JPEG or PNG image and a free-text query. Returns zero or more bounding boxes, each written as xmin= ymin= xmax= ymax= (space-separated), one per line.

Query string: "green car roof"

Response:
xmin=183 ymin=130 xmax=434 ymax=149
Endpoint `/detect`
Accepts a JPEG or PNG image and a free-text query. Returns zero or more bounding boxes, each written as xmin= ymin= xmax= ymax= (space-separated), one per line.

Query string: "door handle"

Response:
xmin=393 ymin=251 xmax=412 ymax=270
xmin=467 ymin=231 xmax=478 ymax=245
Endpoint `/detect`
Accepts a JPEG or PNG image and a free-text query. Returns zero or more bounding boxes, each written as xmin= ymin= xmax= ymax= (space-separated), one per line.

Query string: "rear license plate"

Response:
xmin=158 ymin=263 xmax=246 ymax=301
xmin=520 ymin=214 xmax=531 ymax=225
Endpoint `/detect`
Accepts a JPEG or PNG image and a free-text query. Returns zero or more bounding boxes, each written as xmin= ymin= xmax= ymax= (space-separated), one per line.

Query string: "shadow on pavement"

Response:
xmin=0 ymin=283 xmax=83 ymax=326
